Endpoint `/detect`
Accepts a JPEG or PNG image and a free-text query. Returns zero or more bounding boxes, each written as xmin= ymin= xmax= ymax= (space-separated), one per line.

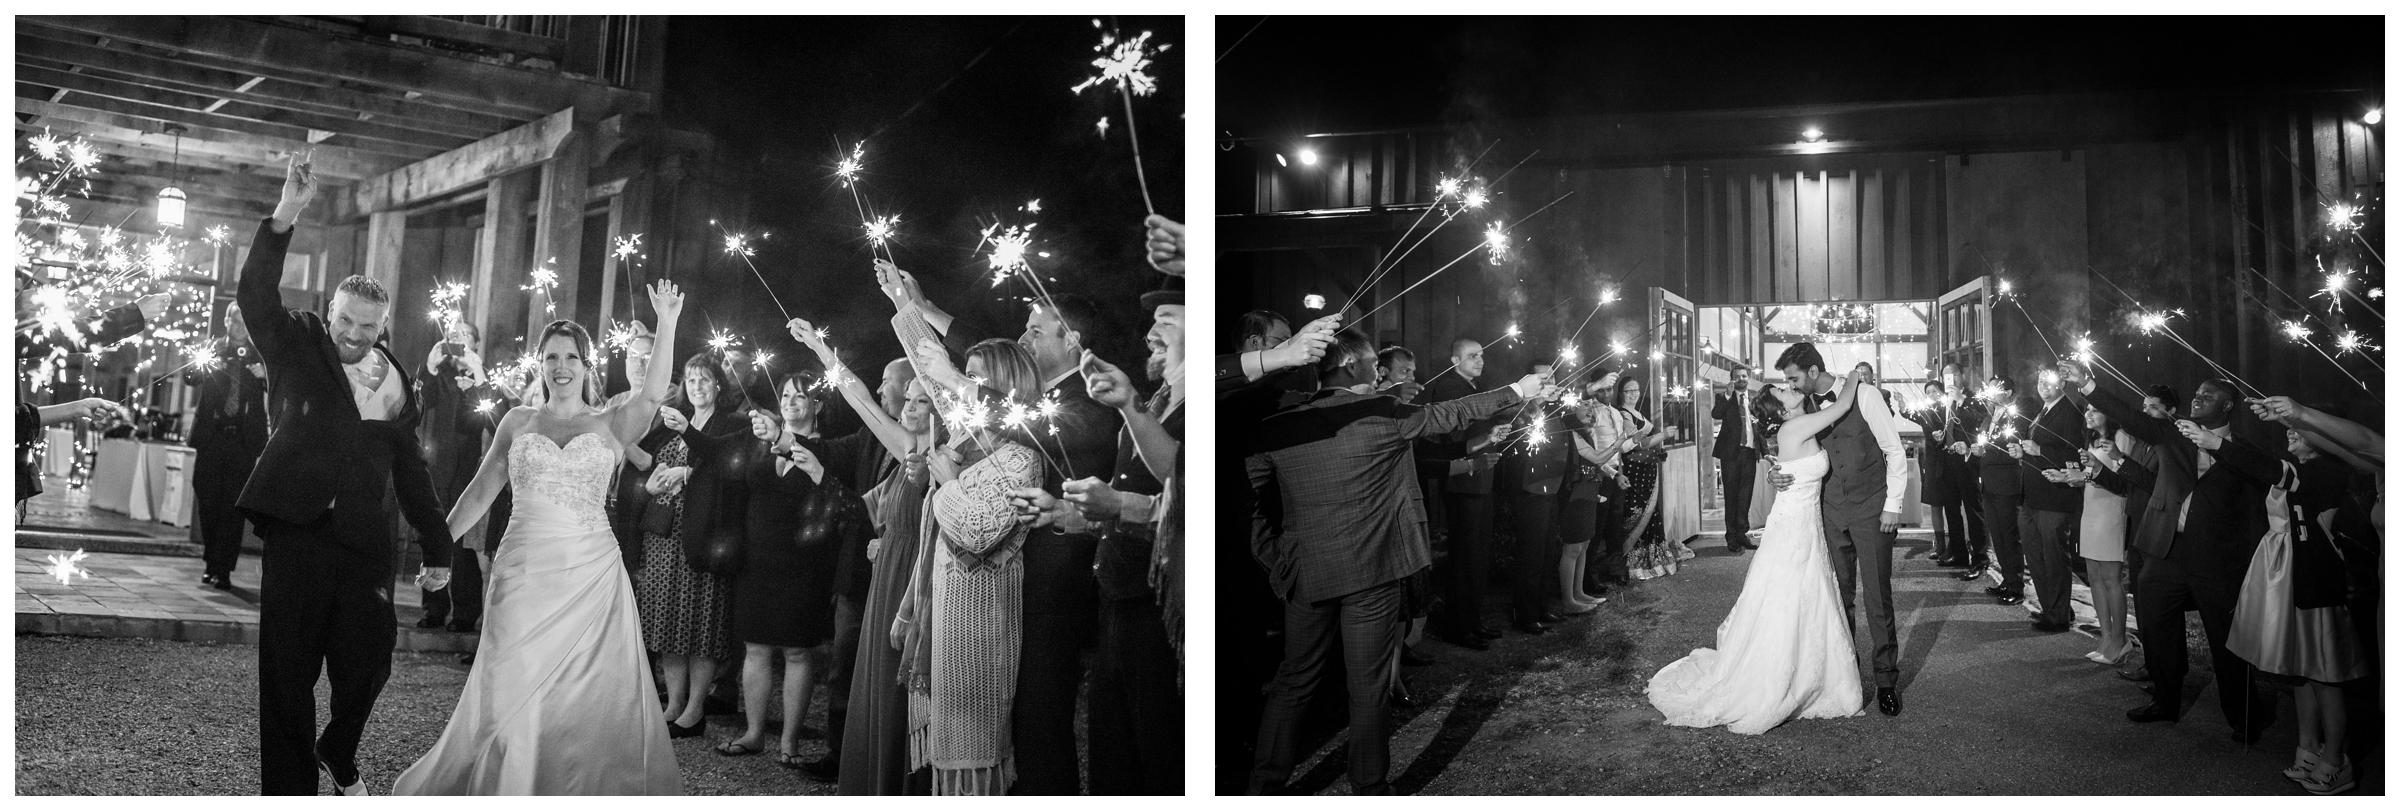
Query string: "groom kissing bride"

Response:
xmin=1646 ymin=342 xmax=1909 ymax=734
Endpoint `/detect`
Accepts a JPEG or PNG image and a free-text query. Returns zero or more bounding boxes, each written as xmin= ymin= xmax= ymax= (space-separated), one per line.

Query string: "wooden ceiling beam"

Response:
xmin=17 ymin=97 xmax=403 ymax=177
xmin=15 ymin=69 xmax=452 ymax=161
xmin=15 ymin=36 xmax=517 ymax=140
xmin=17 ymin=23 xmax=538 ymax=123
xmin=15 ymin=99 xmax=393 ymax=180
xmin=12 ymin=126 xmax=296 ymax=183
xmin=22 ymin=16 xmax=644 ymax=120
xmin=352 ymin=107 xmax=575 ymax=213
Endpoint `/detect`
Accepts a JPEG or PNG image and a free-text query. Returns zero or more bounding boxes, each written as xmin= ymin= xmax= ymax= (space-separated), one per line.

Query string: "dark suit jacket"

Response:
xmin=187 ymin=345 xmax=270 ymax=463
xmin=234 ymin=219 xmax=451 ymax=566
xmin=1911 ymin=400 xmax=1976 ymax=506
xmin=2093 ymin=432 xmax=2159 ymax=538
xmin=1711 ymin=391 xmax=1760 ymax=462
xmin=1098 ymin=396 xmax=1183 ymax=602
xmin=2073 ymin=385 xmax=2267 ymax=567
xmin=1249 ymin=385 xmax=1522 ymax=604
xmin=1516 ymin=408 xmax=1578 ymax=497
xmin=417 ymin=354 xmax=501 ymax=506
xmin=1421 ymin=372 xmax=1513 ymax=496
xmin=2016 ymin=396 xmax=2087 ymax=513
xmin=1974 ymin=398 xmax=2025 ymax=497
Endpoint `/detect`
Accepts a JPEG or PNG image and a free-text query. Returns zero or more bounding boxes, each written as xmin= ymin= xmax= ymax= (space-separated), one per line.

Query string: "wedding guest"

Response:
xmin=1554 ymin=389 xmax=1616 ymax=613
xmin=1239 ymin=309 xmax=1293 ymax=353
xmin=2059 ymin=364 xmax=2275 ymax=741
xmin=1974 ymin=375 xmax=2028 ymax=602
xmin=415 ymin=318 xmax=499 ymax=630
xmin=792 ymin=321 xmax=939 ymax=794
xmin=1376 ymin=345 xmax=1423 ymax=404
xmin=188 ymin=303 xmax=268 ymax=590
xmin=716 ymin=374 xmax=864 ymax=772
xmin=1508 ymin=361 xmax=1574 ymax=631
xmin=1583 ymin=372 xmax=1634 ymax=594
xmin=2231 ymin=400 xmax=2373 ymax=795
xmin=1711 ymin=367 xmax=1763 ymax=553
xmin=2056 ymin=406 xmax=2133 ymax=663
xmin=1617 ymin=374 xmax=1680 ymax=580
xmin=891 ymin=331 xmax=1044 ymax=796
xmin=1423 ymin=337 xmax=1511 ymax=646
xmin=1912 ymin=378 xmax=1985 ymax=572
xmin=1245 ymin=327 xmax=1539 ymax=795
xmin=608 ymin=326 xmax=666 ymax=573
xmin=2015 ymin=370 xmax=2086 ymax=633
xmin=791 ymin=355 xmax=911 ymax=783
xmin=636 ymin=352 xmax=749 ymax=738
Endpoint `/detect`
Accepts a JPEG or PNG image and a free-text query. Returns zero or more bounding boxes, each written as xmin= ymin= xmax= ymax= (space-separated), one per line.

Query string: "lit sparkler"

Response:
xmin=834 ymin=142 xmax=865 ymax=188
xmin=863 ymin=214 xmax=900 ymax=249
xmin=475 ymin=398 xmax=498 ymax=416
xmin=2335 ymin=330 xmax=2380 ymax=357
xmin=1071 ymin=21 xmax=1171 ymax=215
xmin=42 ymin=549 xmax=91 ymax=586
xmin=707 ymin=329 xmax=739 ymax=353
xmin=1462 ymin=187 xmax=1489 ymax=210
xmin=521 ymin=259 xmax=560 ymax=317
xmin=2326 ymin=201 xmax=2364 ymax=232
xmin=604 ymin=321 xmax=638 ymax=355
xmin=1482 ymin=222 xmax=1510 ymax=265
xmin=202 ymin=224 xmax=232 ymax=247
xmin=2273 ymin=318 xmax=2375 ymax=393
xmin=612 ymin=233 xmax=643 ymax=262
xmin=981 ymin=223 xmax=1037 ymax=286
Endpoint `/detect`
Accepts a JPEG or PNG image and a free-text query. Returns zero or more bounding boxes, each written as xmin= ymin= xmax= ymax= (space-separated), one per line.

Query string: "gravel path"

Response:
xmin=16 ymin=635 xmax=838 ymax=795
xmin=1245 ymin=535 xmax=2382 ymax=795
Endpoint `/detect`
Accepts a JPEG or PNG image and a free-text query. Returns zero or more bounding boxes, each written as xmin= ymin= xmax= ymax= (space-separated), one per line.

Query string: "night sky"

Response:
xmin=653 ymin=15 xmax=1183 ymax=406
xmin=1217 ymin=16 xmax=2382 ymax=137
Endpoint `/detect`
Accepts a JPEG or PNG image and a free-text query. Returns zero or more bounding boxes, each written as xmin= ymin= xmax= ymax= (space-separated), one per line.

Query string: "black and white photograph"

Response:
xmin=15 ymin=14 xmax=1184 ymax=795
xmin=1220 ymin=15 xmax=2383 ymax=796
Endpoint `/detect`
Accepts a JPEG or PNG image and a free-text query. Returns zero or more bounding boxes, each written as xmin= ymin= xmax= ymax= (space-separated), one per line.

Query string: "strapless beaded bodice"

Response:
xmin=509 ymin=432 xmax=617 ymax=528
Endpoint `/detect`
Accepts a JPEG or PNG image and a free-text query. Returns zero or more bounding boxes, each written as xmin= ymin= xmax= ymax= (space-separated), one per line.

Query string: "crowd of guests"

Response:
xmin=1228 ymin=302 xmax=2383 ymax=795
xmin=1230 ymin=312 xmax=1716 ymax=795
xmin=14 ymin=216 xmax=1189 ymax=796
xmin=1896 ymin=358 xmax=2381 ymax=795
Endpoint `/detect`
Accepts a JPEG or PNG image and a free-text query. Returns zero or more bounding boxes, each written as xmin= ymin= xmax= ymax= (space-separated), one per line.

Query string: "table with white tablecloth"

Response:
xmin=86 ymin=438 xmax=197 ymax=528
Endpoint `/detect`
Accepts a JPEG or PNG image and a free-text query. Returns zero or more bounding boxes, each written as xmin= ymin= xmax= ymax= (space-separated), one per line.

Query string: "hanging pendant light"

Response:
xmin=156 ymin=124 xmax=187 ymax=230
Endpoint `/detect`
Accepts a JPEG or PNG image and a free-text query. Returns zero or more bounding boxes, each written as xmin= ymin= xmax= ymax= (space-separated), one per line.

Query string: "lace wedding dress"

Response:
xmin=1645 ymin=450 xmax=1864 ymax=734
xmin=393 ymin=432 xmax=683 ymax=795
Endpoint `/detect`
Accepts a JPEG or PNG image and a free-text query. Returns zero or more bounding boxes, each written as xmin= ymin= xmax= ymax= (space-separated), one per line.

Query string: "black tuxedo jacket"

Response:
xmin=234 ymin=219 xmax=452 ymax=566
xmin=1421 ymin=372 xmax=1515 ymax=496
xmin=1710 ymin=390 xmax=1761 ymax=462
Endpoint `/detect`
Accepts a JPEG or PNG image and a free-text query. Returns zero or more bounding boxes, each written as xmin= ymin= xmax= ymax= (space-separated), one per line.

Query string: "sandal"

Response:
xmin=774 ymin=751 xmax=807 ymax=769
xmin=714 ymin=740 xmax=763 ymax=757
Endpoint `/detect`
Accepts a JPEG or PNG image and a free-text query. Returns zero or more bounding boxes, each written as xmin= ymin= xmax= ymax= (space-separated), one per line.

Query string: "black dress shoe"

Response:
xmin=1725 ymin=546 xmax=1746 ymax=556
xmin=2031 ymin=619 xmax=2070 ymax=633
xmin=1981 ymin=585 xmax=2008 ymax=595
xmin=1996 ymin=593 xmax=2025 ymax=606
xmin=1473 ymin=627 xmax=1504 ymax=640
xmin=415 ymin=615 xmax=447 ymax=629
xmin=1401 ymin=647 xmax=1439 ymax=667
xmin=1877 ymin=687 xmax=1901 ymax=716
xmin=1443 ymin=633 xmax=1490 ymax=651
xmin=1536 ymin=611 xmax=1563 ymax=624
xmin=2125 ymin=703 xmax=2178 ymax=723
xmin=1958 ymin=566 xmax=1989 ymax=581
xmin=1938 ymin=557 xmax=1969 ymax=569
xmin=458 ymin=653 xmax=476 ymax=666
xmin=1512 ymin=621 xmax=1550 ymax=635
xmin=2117 ymin=668 xmax=2151 ymax=683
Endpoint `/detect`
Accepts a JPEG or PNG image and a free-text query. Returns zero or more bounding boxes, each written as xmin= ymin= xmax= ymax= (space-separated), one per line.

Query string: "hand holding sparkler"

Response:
xmin=131 ymin=293 xmax=169 ymax=323
xmin=270 ymin=150 xmax=318 ymax=229
xmin=1144 ymin=215 xmax=1185 ymax=276
xmin=874 ymin=259 xmax=923 ymax=311
xmin=1006 ymin=486 xmax=1071 ymax=530
xmin=2246 ymin=395 xmax=2304 ymax=424
xmin=2174 ymin=419 xmax=2223 ymax=451
xmin=1260 ymin=314 xmax=1341 ymax=374
xmin=39 ymin=397 xmax=128 ymax=428
xmin=913 ymin=338 xmax=970 ymax=395
xmin=787 ymin=317 xmax=836 ymax=363
xmin=927 ymin=445 xmax=964 ymax=485
xmin=659 ymin=404 xmax=690 ymax=434
xmin=1063 ymin=476 xmax=1129 ymax=521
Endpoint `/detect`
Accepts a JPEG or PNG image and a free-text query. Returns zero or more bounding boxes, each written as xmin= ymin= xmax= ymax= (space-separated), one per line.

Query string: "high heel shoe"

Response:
xmin=2084 ymin=641 xmax=2135 ymax=666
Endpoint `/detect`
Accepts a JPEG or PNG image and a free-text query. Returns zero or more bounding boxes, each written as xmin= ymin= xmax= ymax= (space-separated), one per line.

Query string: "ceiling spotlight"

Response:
xmin=2367 ymin=108 xmax=2383 ymax=126
xmin=1303 ymin=293 xmax=1326 ymax=310
xmin=1801 ymin=127 xmax=1825 ymax=143
xmin=1274 ymin=153 xmax=1288 ymax=167
xmin=1299 ymin=148 xmax=1319 ymax=166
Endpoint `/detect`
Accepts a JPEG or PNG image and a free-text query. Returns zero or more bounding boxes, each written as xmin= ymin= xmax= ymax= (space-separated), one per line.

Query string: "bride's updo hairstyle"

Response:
xmin=1752 ymin=385 xmax=1801 ymax=440
xmin=535 ymin=319 xmax=605 ymax=408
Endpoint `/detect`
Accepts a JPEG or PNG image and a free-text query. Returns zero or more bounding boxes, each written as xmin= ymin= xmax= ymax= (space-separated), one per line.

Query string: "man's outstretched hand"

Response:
xmin=269 ymin=150 xmax=318 ymax=230
xmin=1144 ymin=215 xmax=1185 ymax=276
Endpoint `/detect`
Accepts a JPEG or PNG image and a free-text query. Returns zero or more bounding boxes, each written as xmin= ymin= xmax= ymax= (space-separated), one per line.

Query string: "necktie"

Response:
xmin=2178 ymin=443 xmax=2215 ymax=531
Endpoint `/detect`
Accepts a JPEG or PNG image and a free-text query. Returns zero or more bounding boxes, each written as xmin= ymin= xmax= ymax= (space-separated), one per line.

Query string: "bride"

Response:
xmin=393 ymin=280 xmax=687 ymax=794
xmin=1646 ymin=366 xmax=1883 ymax=734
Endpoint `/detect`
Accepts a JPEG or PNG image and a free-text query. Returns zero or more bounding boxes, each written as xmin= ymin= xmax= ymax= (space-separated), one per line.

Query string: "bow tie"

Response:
xmin=1810 ymin=391 xmax=1836 ymax=407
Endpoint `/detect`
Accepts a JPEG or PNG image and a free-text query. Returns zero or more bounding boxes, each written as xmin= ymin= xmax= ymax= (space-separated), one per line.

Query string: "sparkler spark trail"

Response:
xmin=863 ymin=214 xmax=901 ymax=250
xmin=707 ymin=329 xmax=738 ymax=353
xmin=604 ymin=321 xmax=638 ymax=355
xmin=521 ymin=260 xmax=560 ymax=317
xmin=1482 ymin=222 xmax=1511 ymax=265
xmin=712 ymin=222 xmax=795 ymax=320
xmin=42 ymin=549 xmax=91 ymax=586
xmin=980 ymin=223 xmax=1038 ymax=286
xmin=1071 ymin=21 xmax=1171 ymax=215
xmin=2326 ymin=201 xmax=2364 ymax=232
xmin=612 ymin=233 xmax=643 ymax=262
xmin=2268 ymin=316 xmax=2375 ymax=394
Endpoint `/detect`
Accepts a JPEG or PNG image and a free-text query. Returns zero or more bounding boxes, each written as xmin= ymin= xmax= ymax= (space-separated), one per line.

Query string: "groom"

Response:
xmin=238 ymin=155 xmax=456 ymax=795
xmin=1770 ymin=344 xmax=1908 ymax=716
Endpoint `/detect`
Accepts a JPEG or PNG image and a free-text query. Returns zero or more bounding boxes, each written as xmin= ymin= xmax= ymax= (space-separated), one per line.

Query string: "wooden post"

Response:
xmin=597 ymin=192 xmax=625 ymax=335
xmin=528 ymin=129 xmax=590 ymax=344
xmin=477 ymin=171 xmax=538 ymax=358
xmin=363 ymin=210 xmax=406 ymax=294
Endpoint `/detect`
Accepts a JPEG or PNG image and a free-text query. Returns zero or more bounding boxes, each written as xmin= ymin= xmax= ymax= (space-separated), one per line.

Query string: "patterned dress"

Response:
xmin=634 ymin=435 xmax=734 ymax=659
xmin=1622 ymin=410 xmax=1682 ymax=580
xmin=902 ymin=441 xmax=1041 ymax=796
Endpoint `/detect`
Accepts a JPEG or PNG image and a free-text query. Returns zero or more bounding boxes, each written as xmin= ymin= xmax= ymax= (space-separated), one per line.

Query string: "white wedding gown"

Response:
xmin=393 ymin=432 xmax=684 ymax=795
xmin=1646 ymin=450 xmax=1864 ymax=734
